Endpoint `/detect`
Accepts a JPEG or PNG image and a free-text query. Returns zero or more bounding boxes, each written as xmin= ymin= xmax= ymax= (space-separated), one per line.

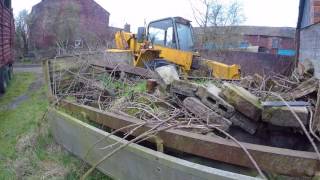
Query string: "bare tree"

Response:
xmin=52 ymin=1 xmax=81 ymax=55
xmin=190 ymin=0 xmax=246 ymax=50
xmin=15 ymin=9 xmax=30 ymax=56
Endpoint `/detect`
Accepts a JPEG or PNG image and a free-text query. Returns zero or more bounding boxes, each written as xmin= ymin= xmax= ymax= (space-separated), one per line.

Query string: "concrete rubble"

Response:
xmin=183 ymin=97 xmax=232 ymax=131
xmin=229 ymin=112 xmax=258 ymax=134
xmin=158 ymin=72 xmax=315 ymax=136
xmin=170 ymin=80 xmax=199 ymax=97
xmin=196 ymin=84 xmax=235 ymax=118
xmin=262 ymin=105 xmax=309 ymax=128
xmin=155 ymin=65 xmax=180 ymax=86
xmin=220 ymin=82 xmax=262 ymax=121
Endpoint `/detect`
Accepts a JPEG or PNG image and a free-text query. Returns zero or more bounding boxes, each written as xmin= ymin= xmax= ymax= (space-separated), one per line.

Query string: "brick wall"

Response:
xmin=312 ymin=0 xmax=320 ymax=24
xmin=29 ymin=0 xmax=111 ymax=49
xmin=243 ymin=35 xmax=295 ymax=54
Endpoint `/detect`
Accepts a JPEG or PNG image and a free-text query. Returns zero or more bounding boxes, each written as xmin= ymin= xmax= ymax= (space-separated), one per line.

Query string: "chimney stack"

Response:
xmin=124 ymin=23 xmax=131 ymax=33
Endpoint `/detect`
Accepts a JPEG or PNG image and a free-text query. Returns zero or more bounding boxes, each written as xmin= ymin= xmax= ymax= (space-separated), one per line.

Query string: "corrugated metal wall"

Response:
xmin=299 ymin=23 xmax=320 ymax=78
xmin=301 ymin=0 xmax=312 ymax=28
xmin=202 ymin=50 xmax=295 ymax=76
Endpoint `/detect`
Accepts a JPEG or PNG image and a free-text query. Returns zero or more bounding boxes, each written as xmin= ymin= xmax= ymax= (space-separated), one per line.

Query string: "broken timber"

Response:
xmin=313 ymin=84 xmax=320 ymax=132
xmin=283 ymin=77 xmax=319 ymax=100
xmin=59 ymin=100 xmax=320 ymax=177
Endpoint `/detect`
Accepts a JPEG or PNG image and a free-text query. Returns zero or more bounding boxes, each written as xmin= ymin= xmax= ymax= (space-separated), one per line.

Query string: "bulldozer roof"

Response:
xmin=149 ymin=17 xmax=192 ymax=25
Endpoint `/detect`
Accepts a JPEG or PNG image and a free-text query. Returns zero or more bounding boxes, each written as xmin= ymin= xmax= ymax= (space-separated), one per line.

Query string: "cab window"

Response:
xmin=176 ymin=23 xmax=194 ymax=51
xmin=148 ymin=19 xmax=176 ymax=49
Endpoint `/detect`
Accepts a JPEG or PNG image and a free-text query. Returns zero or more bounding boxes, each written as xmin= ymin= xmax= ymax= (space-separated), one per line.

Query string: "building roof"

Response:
xmin=194 ymin=26 xmax=296 ymax=38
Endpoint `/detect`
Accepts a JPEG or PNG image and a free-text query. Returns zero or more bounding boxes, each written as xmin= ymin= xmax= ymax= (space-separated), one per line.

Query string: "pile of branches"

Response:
xmin=50 ymin=56 xmax=229 ymax=135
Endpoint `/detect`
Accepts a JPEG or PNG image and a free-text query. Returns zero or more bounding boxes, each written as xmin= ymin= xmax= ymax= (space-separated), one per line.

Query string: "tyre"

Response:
xmin=4 ymin=67 xmax=9 ymax=85
xmin=8 ymin=65 xmax=13 ymax=80
xmin=0 ymin=69 xmax=7 ymax=94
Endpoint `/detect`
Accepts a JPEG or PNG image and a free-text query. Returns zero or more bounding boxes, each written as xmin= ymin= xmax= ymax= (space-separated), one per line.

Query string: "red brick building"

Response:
xmin=194 ymin=26 xmax=296 ymax=56
xmin=29 ymin=0 xmax=111 ymax=49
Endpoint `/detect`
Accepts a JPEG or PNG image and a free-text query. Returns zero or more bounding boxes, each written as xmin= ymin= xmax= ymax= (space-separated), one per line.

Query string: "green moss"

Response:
xmin=224 ymin=83 xmax=262 ymax=109
xmin=99 ymin=74 xmax=147 ymax=97
xmin=192 ymin=79 xmax=221 ymax=87
xmin=0 ymin=72 xmax=35 ymax=106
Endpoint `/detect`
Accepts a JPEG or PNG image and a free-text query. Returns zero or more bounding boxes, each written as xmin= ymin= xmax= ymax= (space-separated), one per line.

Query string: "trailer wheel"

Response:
xmin=4 ymin=67 xmax=9 ymax=84
xmin=8 ymin=65 xmax=13 ymax=80
xmin=0 ymin=70 xmax=7 ymax=94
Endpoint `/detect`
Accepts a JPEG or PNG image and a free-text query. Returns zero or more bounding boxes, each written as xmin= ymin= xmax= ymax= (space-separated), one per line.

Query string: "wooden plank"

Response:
xmin=48 ymin=109 xmax=259 ymax=180
xmin=59 ymin=100 xmax=320 ymax=177
xmin=284 ymin=77 xmax=319 ymax=100
xmin=313 ymin=84 xmax=320 ymax=131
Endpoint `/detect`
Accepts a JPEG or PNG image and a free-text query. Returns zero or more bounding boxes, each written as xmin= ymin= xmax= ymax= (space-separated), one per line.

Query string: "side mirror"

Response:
xmin=137 ymin=27 xmax=146 ymax=43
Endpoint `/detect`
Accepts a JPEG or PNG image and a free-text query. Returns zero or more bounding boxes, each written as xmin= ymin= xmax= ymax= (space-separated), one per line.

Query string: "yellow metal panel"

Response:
xmin=134 ymin=49 xmax=160 ymax=67
xmin=106 ymin=49 xmax=133 ymax=53
xmin=204 ymin=60 xmax=241 ymax=80
xmin=154 ymin=45 xmax=193 ymax=71
xmin=115 ymin=31 xmax=136 ymax=51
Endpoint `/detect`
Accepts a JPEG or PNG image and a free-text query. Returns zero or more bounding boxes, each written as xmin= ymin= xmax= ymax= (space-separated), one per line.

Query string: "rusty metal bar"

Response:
xmin=91 ymin=60 xmax=156 ymax=79
xmin=59 ymin=100 xmax=320 ymax=177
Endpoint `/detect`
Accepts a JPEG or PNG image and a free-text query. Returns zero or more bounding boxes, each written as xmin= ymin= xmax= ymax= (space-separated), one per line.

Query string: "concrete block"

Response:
xmin=155 ymin=65 xmax=179 ymax=86
xmin=183 ymin=97 xmax=232 ymax=131
xmin=170 ymin=80 xmax=199 ymax=97
xmin=229 ymin=112 xmax=258 ymax=135
xmin=220 ymin=82 xmax=262 ymax=121
xmin=262 ymin=106 xmax=309 ymax=128
xmin=196 ymin=85 xmax=235 ymax=118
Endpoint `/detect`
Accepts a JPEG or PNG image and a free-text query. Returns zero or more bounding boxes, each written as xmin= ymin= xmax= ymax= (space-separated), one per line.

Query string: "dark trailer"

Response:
xmin=0 ymin=0 xmax=14 ymax=94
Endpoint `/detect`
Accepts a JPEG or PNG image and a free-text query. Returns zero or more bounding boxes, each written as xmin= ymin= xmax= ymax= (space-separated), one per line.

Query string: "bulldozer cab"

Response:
xmin=147 ymin=17 xmax=194 ymax=52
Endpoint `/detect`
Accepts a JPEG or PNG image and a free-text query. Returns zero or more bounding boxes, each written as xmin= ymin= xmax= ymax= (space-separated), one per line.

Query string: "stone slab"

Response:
xmin=220 ymin=82 xmax=262 ymax=121
xmin=170 ymin=80 xmax=199 ymax=97
xmin=183 ymin=97 xmax=232 ymax=131
xmin=262 ymin=106 xmax=309 ymax=128
xmin=230 ymin=112 xmax=258 ymax=135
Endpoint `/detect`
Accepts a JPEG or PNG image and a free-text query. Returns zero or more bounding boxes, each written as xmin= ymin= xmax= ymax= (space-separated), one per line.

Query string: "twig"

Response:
xmin=81 ymin=118 xmax=184 ymax=179
xmin=270 ymin=92 xmax=320 ymax=161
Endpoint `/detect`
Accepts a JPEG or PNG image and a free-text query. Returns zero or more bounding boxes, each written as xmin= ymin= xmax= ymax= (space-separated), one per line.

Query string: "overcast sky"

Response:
xmin=13 ymin=0 xmax=299 ymax=30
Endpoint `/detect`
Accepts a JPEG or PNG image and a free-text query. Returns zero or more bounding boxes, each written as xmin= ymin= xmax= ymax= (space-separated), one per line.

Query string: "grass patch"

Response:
xmin=0 ymin=72 xmax=112 ymax=179
xmin=99 ymin=73 xmax=147 ymax=97
xmin=0 ymin=72 xmax=35 ymax=106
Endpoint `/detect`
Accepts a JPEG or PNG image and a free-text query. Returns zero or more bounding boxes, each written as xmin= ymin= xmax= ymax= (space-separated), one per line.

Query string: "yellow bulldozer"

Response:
xmin=112 ymin=17 xmax=240 ymax=80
